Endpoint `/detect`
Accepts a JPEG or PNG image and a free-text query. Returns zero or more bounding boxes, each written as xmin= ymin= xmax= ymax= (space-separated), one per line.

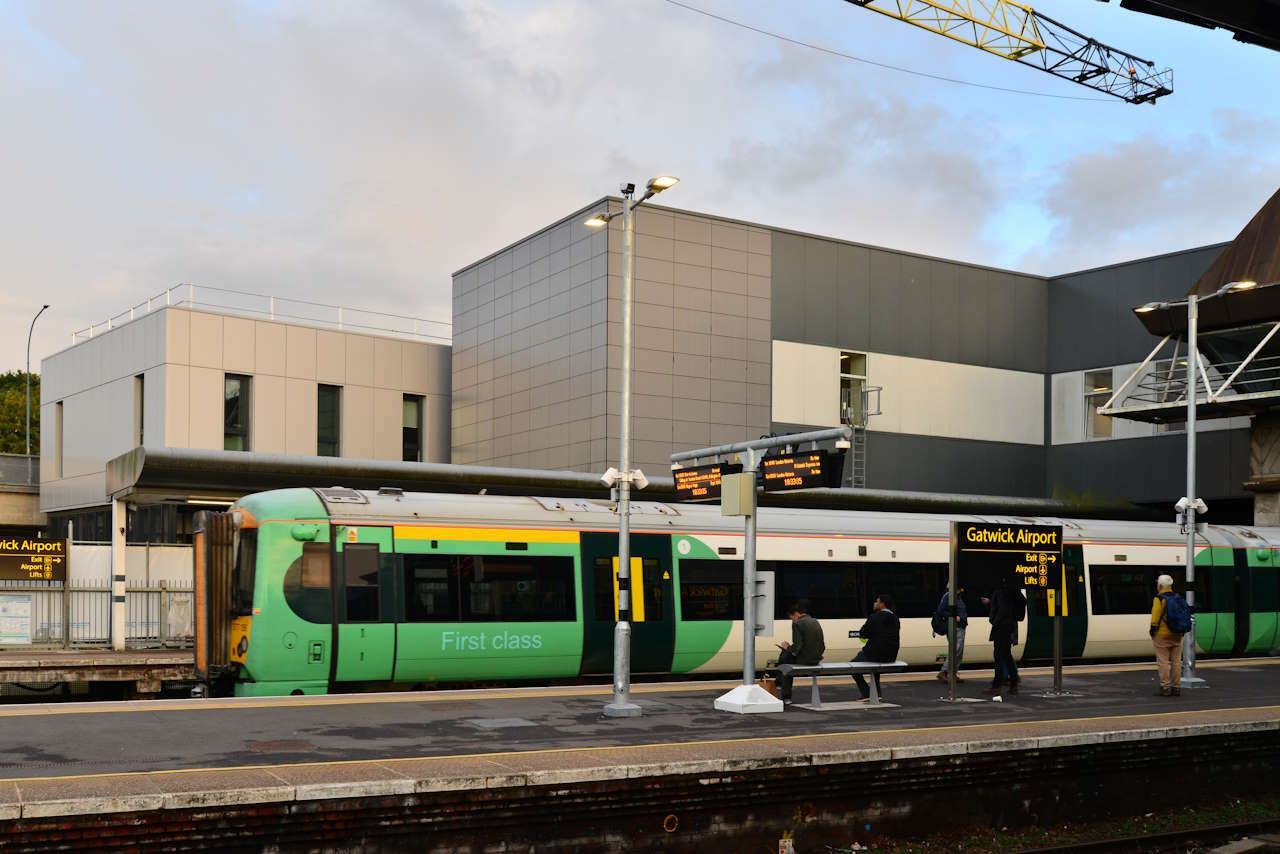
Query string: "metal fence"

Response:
xmin=0 ymin=453 xmax=38 ymax=487
xmin=0 ymin=581 xmax=193 ymax=650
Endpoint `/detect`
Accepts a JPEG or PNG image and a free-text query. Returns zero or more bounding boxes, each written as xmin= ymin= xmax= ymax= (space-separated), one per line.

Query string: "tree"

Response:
xmin=0 ymin=372 xmax=39 ymax=455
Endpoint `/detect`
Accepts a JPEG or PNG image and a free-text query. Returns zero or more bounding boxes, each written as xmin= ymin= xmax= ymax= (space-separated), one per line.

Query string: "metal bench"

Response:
xmin=777 ymin=660 xmax=909 ymax=708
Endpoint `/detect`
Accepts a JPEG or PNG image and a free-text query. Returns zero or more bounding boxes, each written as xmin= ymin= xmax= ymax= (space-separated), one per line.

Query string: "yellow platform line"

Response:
xmin=0 ymin=657 xmax=1274 ymax=719
xmin=1 ymin=703 xmax=1277 ymax=787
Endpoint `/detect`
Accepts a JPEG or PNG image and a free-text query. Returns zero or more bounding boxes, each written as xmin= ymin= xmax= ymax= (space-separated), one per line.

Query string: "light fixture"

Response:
xmin=584 ymin=212 xmax=611 ymax=229
xmin=1135 ymin=302 xmax=1161 ymax=313
xmin=646 ymin=175 xmax=679 ymax=193
xmin=1228 ymin=280 xmax=1257 ymax=291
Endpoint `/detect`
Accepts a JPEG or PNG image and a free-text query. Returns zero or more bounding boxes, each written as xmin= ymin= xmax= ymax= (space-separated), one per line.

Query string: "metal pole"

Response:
xmin=604 ymin=192 xmax=641 ymax=718
xmin=1182 ymin=295 xmax=1204 ymax=686
xmin=1053 ymin=607 xmax=1064 ymax=693
xmin=63 ymin=521 xmax=73 ymax=649
xmin=947 ymin=531 xmax=957 ymax=701
xmin=111 ymin=498 xmax=126 ymax=651
xmin=741 ymin=450 xmax=758 ymax=687
xmin=26 ymin=305 xmax=49 ymax=485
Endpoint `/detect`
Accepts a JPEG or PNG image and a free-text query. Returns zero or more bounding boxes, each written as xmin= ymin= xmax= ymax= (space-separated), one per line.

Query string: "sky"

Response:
xmin=2 ymin=0 xmax=1278 ymax=372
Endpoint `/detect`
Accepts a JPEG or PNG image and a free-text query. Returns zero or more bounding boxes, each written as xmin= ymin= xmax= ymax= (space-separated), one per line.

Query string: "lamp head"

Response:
xmin=1228 ymin=280 xmax=1257 ymax=292
xmin=646 ymin=175 xmax=679 ymax=193
xmin=583 ymin=212 xmax=610 ymax=229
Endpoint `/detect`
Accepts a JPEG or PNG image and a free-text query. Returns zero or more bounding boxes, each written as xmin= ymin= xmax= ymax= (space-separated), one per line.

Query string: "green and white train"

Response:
xmin=220 ymin=486 xmax=1280 ymax=697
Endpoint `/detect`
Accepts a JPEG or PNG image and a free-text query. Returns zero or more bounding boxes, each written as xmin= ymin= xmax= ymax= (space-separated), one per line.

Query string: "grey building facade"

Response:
xmin=453 ymin=199 xmax=1250 ymax=518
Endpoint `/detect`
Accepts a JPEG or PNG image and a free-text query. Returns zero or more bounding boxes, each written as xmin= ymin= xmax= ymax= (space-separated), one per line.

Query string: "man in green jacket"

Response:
xmin=776 ymin=601 xmax=825 ymax=702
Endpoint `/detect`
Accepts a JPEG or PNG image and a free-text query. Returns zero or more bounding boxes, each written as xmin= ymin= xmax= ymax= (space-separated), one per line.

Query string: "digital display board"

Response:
xmin=674 ymin=462 xmax=742 ymax=501
xmin=0 ymin=538 xmax=67 ymax=582
xmin=953 ymin=523 xmax=1062 ymax=589
xmin=760 ymin=450 xmax=839 ymax=492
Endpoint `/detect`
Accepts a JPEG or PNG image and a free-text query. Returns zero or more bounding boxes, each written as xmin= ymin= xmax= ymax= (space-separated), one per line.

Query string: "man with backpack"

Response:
xmin=1151 ymin=574 xmax=1191 ymax=696
xmin=932 ymin=585 xmax=967 ymax=682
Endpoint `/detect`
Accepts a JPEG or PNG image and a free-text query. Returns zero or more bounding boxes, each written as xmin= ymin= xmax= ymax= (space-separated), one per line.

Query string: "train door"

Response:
xmin=1192 ymin=545 xmax=1237 ymax=655
xmin=1242 ymin=545 xmax=1280 ymax=654
xmin=332 ymin=525 xmax=397 ymax=685
xmin=579 ymin=532 xmax=675 ymax=675
xmin=1022 ymin=543 xmax=1087 ymax=660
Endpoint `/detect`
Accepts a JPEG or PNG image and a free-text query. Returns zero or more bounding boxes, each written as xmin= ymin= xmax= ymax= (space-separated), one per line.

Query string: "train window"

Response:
xmin=592 ymin=558 xmax=662 ymax=621
xmin=232 ymin=529 xmax=258 ymax=616
xmin=772 ymin=562 xmax=865 ymax=619
xmin=460 ymin=555 xmax=575 ymax=622
xmin=403 ymin=554 xmax=459 ymax=622
xmin=343 ymin=544 xmax=381 ymax=622
xmin=862 ymin=563 xmax=947 ymax=618
xmin=283 ymin=542 xmax=332 ymax=624
xmin=1088 ymin=566 xmax=1151 ymax=615
xmin=679 ymin=560 xmax=743 ymax=620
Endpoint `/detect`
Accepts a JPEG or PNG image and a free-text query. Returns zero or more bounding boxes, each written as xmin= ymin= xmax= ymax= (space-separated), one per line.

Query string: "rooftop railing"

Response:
xmin=70 ymin=284 xmax=451 ymax=347
xmin=0 ymin=454 xmax=39 ymax=487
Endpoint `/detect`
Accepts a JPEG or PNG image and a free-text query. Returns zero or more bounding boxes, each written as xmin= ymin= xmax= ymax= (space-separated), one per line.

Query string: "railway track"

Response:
xmin=1018 ymin=818 xmax=1280 ymax=853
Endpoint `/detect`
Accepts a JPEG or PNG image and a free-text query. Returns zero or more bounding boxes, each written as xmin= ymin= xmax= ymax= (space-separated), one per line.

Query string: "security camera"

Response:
xmin=620 ymin=182 xmax=636 ymax=196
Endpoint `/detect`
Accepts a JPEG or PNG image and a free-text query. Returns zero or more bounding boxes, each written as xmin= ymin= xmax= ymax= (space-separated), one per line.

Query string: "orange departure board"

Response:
xmin=761 ymin=451 xmax=838 ymax=492
xmin=673 ymin=462 xmax=742 ymax=501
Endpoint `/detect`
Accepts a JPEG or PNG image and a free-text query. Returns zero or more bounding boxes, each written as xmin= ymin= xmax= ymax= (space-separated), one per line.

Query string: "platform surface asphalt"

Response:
xmin=0 ymin=658 xmax=1276 ymax=785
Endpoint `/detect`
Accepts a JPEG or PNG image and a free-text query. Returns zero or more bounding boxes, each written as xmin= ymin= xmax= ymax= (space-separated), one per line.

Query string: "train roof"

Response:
xmin=236 ymin=487 xmax=1280 ymax=549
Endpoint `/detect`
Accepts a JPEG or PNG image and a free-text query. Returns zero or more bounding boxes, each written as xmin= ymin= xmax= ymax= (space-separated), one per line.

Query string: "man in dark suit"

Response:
xmin=775 ymin=601 xmax=825 ymax=702
xmin=852 ymin=593 xmax=900 ymax=700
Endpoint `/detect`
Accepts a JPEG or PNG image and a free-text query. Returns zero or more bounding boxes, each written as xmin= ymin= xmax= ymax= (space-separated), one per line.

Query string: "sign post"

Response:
xmin=671 ymin=428 xmax=853 ymax=715
xmin=949 ymin=522 xmax=1064 ymax=701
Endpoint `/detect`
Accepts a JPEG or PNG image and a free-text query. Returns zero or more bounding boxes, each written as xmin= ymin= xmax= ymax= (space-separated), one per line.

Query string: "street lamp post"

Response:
xmin=586 ymin=176 xmax=679 ymax=718
xmin=26 ymin=305 xmax=50 ymax=484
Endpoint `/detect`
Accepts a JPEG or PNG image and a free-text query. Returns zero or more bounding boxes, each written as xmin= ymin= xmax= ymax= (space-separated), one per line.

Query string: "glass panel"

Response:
xmin=224 ymin=375 xmax=250 ymax=451
xmin=403 ymin=395 xmax=423 ymax=462
xmin=403 ymin=555 xmax=460 ymax=622
xmin=1089 ymin=565 xmax=1152 ymax=615
xmin=1085 ymin=369 xmax=1113 ymax=439
xmin=863 ymin=563 xmax=947 ymax=618
xmin=457 ymin=555 xmax=575 ymax=622
xmin=283 ymin=543 xmax=331 ymax=624
xmin=343 ymin=543 xmax=380 ymax=622
xmin=773 ymin=561 xmax=866 ymax=619
xmin=232 ymin=529 xmax=258 ymax=616
xmin=679 ymin=560 xmax=743 ymax=620
xmin=317 ymin=385 xmax=341 ymax=457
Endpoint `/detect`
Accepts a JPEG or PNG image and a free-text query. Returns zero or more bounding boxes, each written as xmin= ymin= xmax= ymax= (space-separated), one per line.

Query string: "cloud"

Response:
xmin=0 ymin=0 xmax=1276 ymax=377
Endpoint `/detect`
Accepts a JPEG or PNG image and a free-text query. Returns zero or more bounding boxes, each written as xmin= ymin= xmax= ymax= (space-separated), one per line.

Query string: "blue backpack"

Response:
xmin=1161 ymin=593 xmax=1192 ymax=634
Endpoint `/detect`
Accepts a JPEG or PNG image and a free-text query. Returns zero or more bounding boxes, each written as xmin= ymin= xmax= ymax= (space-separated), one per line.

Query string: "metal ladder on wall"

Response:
xmin=843 ymin=386 xmax=880 ymax=489
xmin=850 ymin=427 xmax=868 ymax=488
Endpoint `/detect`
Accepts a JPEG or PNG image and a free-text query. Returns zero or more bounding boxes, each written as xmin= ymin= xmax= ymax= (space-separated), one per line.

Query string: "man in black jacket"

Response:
xmin=852 ymin=594 xmax=900 ymax=700
xmin=984 ymin=579 xmax=1026 ymax=694
xmin=775 ymin=601 xmax=825 ymax=702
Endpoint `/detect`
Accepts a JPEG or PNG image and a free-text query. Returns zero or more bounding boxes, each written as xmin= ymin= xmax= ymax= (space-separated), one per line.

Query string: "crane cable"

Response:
xmin=660 ymin=0 xmax=1115 ymax=103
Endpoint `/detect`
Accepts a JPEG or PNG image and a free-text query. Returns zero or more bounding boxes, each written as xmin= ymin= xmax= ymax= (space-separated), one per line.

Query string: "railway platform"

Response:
xmin=1 ymin=658 xmax=1278 ymax=850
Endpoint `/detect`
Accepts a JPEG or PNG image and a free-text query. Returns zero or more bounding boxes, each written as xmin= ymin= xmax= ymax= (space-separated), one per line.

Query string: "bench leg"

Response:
xmin=811 ymin=675 xmax=821 ymax=708
xmin=868 ymin=677 xmax=880 ymax=705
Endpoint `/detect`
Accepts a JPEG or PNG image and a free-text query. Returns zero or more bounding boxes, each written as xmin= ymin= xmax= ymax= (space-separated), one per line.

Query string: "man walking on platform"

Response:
xmin=775 ymin=601 xmax=824 ymax=703
xmin=933 ymin=585 xmax=968 ymax=682
xmin=852 ymin=594 xmax=900 ymax=701
xmin=1151 ymin=574 xmax=1186 ymax=696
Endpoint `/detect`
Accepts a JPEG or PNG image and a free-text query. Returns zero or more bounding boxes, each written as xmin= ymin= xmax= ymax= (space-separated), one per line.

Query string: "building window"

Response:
xmin=54 ymin=401 xmax=63 ymax=479
xmin=317 ymin=384 xmax=341 ymax=457
xmin=224 ymin=374 xmax=251 ymax=451
xmin=840 ymin=352 xmax=867 ymax=426
xmin=1084 ymin=369 xmax=1113 ymax=439
xmin=133 ymin=374 xmax=145 ymax=447
xmin=403 ymin=394 xmax=424 ymax=462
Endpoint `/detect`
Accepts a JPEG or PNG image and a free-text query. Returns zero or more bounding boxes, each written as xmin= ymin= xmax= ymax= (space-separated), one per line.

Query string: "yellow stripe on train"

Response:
xmin=392 ymin=525 xmax=580 ymax=544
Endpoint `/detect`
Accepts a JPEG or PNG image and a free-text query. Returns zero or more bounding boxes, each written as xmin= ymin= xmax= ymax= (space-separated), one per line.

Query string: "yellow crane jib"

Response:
xmin=845 ymin=0 xmax=1173 ymax=104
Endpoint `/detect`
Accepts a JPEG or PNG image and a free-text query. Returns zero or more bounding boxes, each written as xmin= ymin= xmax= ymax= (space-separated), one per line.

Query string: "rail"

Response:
xmin=0 ymin=453 xmax=39 ymax=487
xmin=0 ymin=581 xmax=194 ymax=650
xmin=70 ymin=283 xmax=451 ymax=346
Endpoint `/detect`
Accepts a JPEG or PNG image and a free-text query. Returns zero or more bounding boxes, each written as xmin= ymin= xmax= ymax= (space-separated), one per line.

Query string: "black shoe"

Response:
xmin=1007 ymin=680 xmax=1019 ymax=695
xmin=1160 ymin=687 xmax=1172 ymax=697
xmin=1171 ymin=687 xmax=1181 ymax=697
xmin=984 ymin=685 xmax=1003 ymax=694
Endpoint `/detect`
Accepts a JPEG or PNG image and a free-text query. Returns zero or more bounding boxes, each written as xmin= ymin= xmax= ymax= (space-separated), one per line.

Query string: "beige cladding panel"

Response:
xmin=771 ymin=340 xmax=838 ymax=427
xmin=316 ymin=330 xmax=346 ymax=384
xmin=165 ymin=364 xmax=190 ymax=447
xmin=426 ymin=395 xmax=449 ymax=462
xmin=285 ymin=326 xmax=317 ymax=380
xmin=346 ymin=335 xmax=374 ymax=386
xmin=187 ymin=366 xmax=224 ymax=450
xmin=188 ymin=312 xmax=223 ymax=370
xmin=252 ymin=373 xmax=286 ymax=454
xmin=255 ymin=322 xmax=287 ymax=376
xmin=222 ymin=316 xmax=256 ymax=374
xmin=284 ymin=378 xmax=319 ymax=455
xmin=165 ymin=309 xmax=190 ymax=365
xmin=372 ymin=387 xmax=402 ymax=459
xmin=342 ymin=384 xmax=374 ymax=458
xmin=374 ymin=338 xmax=403 ymax=389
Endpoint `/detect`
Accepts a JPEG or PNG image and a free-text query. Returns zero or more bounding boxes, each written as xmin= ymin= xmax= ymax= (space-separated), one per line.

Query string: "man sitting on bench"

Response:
xmin=852 ymin=593 xmax=900 ymax=701
xmin=775 ymin=600 xmax=825 ymax=703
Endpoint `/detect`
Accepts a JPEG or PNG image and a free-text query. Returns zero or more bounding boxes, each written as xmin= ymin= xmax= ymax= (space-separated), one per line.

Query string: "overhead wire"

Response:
xmin=659 ymin=0 xmax=1115 ymax=103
